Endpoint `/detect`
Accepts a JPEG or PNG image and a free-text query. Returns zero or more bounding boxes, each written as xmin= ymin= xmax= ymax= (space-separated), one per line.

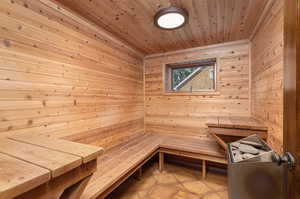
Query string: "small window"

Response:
xmin=165 ymin=58 xmax=217 ymax=93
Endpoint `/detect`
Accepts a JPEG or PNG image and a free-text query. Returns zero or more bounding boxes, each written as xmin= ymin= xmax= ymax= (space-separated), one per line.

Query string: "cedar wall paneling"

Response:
xmin=144 ymin=41 xmax=250 ymax=140
xmin=0 ymin=0 xmax=144 ymax=149
xmin=251 ymin=0 xmax=284 ymax=153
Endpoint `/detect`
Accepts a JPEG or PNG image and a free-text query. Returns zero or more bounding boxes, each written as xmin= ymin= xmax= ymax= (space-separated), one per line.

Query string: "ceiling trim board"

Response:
xmin=145 ymin=39 xmax=249 ymax=60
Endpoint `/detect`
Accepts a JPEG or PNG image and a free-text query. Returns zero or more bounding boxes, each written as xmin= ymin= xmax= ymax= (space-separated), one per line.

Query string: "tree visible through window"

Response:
xmin=165 ymin=58 xmax=217 ymax=92
xmin=172 ymin=66 xmax=199 ymax=88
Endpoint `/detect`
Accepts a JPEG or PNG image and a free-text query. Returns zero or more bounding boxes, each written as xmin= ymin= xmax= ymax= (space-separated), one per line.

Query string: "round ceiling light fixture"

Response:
xmin=154 ymin=7 xmax=188 ymax=30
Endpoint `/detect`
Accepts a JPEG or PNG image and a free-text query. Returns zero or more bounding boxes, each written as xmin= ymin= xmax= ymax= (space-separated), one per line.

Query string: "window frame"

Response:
xmin=163 ymin=58 xmax=220 ymax=96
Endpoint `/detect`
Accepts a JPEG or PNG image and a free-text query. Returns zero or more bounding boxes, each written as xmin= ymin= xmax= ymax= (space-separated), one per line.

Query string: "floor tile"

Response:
xmin=147 ymin=184 xmax=182 ymax=199
xmin=181 ymin=181 xmax=211 ymax=196
xmin=172 ymin=190 xmax=199 ymax=199
xmin=173 ymin=170 xmax=200 ymax=183
xmin=153 ymin=173 xmax=178 ymax=184
xmin=107 ymin=162 xmax=228 ymax=199
xmin=202 ymin=193 xmax=222 ymax=199
xmin=217 ymin=190 xmax=229 ymax=199
xmin=127 ymin=175 xmax=157 ymax=192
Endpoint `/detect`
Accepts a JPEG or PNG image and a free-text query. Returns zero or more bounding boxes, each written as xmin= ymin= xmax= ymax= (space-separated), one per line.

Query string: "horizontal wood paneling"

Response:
xmin=251 ymin=0 xmax=284 ymax=153
xmin=144 ymin=41 xmax=250 ymax=139
xmin=0 ymin=0 xmax=144 ymax=150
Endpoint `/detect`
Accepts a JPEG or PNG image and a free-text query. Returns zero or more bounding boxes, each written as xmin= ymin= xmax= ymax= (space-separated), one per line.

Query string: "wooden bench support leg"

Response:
xmin=60 ymin=175 xmax=92 ymax=199
xmin=202 ymin=160 xmax=206 ymax=179
xmin=138 ymin=167 xmax=142 ymax=179
xmin=16 ymin=160 xmax=97 ymax=199
xmin=134 ymin=167 xmax=143 ymax=180
xmin=159 ymin=152 xmax=164 ymax=172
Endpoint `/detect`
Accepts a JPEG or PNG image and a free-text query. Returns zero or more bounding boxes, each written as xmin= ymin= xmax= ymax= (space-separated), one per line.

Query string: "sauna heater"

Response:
xmin=227 ymin=135 xmax=292 ymax=199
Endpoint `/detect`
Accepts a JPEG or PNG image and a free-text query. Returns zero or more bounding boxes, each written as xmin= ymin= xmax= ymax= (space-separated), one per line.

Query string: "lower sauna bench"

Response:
xmin=81 ymin=133 xmax=227 ymax=199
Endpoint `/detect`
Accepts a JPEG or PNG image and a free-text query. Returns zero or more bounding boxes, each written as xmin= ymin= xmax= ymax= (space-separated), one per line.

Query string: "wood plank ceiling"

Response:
xmin=58 ymin=0 xmax=270 ymax=55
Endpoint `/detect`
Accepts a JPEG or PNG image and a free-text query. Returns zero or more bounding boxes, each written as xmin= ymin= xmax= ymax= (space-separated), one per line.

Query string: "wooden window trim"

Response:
xmin=163 ymin=58 xmax=220 ymax=96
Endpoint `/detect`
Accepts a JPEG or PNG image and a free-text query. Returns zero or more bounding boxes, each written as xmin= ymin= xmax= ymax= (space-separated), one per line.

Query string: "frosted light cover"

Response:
xmin=157 ymin=13 xmax=185 ymax=29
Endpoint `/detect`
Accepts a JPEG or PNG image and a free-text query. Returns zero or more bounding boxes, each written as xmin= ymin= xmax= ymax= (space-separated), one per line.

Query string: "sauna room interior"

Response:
xmin=0 ymin=0 xmax=299 ymax=199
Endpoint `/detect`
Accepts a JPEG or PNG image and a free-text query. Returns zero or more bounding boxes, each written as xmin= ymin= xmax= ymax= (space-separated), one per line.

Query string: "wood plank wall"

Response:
xmin=144 ymin=41 xmax=251 ymax=140
xmin=251 ymin=0 xmax=284 ymax=153
xmin=0 ymin=0 xmax=144 ymax=150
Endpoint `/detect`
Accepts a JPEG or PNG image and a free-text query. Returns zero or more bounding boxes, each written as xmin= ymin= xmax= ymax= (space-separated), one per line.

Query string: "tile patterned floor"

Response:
xmin=107 ymin=162 xmax=228 ymax=199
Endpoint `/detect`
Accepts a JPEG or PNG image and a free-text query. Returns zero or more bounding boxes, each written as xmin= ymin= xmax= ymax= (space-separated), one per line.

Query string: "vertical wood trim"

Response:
xmin=162 ymin=63 xmax=167 ymax=93
xmin=143 ymin=59 xmax=146 ymax=134
xmin=283 ymin=0 xmax=297 ymax=167
xmin=216 ymin=57 xmax=221 ymax=95
xmin=248 ymin=42 xmax=252 ymax=116
xmin=283 ymin=0 xmax=299 ymax=198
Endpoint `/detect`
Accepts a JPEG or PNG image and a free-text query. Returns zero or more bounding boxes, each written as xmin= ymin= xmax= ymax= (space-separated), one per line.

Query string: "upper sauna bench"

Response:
xmin=0 ymin=134 xmax=103 ymax=199
xmin=206 ymin=116 xmax=268 ymax=150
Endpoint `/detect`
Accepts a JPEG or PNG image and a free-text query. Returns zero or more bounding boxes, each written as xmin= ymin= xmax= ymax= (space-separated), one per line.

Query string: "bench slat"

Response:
xmin=8 ymin=134 xmax=103 ymax=163
xmin=0 ymin=153 xmax=50 ymax=199
xmin=81 ymin=134 xmax=226 ymax=199
xmin=0 ymin=138 xmax=81 ymax=178
xmin=160 ymin=136 xmax=225 ymax=158
xmin=82 ymin=135 xmax=161 ymax=199
xmin=207 ymin=116 xmax=268 ymax=131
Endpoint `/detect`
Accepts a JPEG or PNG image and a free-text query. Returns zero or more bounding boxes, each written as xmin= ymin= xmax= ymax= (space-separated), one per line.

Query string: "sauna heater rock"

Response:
xmin=228 ymin=135 xmax=287 ymax=199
